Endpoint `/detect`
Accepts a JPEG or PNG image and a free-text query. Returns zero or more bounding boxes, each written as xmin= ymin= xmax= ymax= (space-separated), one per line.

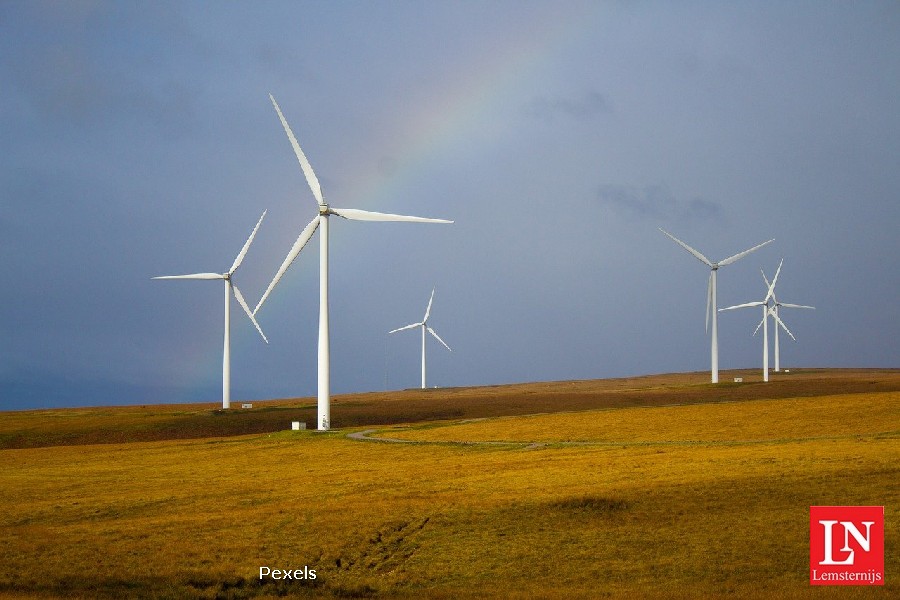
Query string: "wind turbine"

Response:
xmin=389 ymin=288 xmax=452 ymax=389
xmin=154 ymin=211 xmax=269 ymax=409
xmin=761 ymin=262 xmax=815 ymax=372
xmin=254 ymin=94 xmax=453 ymax=431
xmin=659 ymin=228 xmax=773 ymax=383
xmin=718 ymin=259 xmax=783 ymax=382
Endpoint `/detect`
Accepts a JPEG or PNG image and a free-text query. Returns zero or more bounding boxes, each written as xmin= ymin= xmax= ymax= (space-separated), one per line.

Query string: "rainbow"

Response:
xmin=340 ymin=3 xmax=600 ymax=212
xmin=177 ymin=4 xmax=600 ymax=399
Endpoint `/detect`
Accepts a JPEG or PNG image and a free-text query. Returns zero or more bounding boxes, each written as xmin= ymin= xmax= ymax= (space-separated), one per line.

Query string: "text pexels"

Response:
xmin=259 ymin=566 xmax=316 ymax=580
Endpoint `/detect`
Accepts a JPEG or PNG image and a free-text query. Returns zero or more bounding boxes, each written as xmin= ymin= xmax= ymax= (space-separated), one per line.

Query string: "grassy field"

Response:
xmin=0 ymin=369 xmax=897 ymax=598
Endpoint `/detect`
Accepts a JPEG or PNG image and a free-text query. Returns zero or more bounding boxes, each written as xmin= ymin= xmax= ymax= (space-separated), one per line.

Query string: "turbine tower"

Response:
xmin=389 ymin=288 xmax=452 ymax=389
xmin=254 ymin=94 xmax=452 ymax=430
xmin=761 ymin=262 xmax=815 ymax=372
xmin=659 ymin=228 xmax=773 ymax=383
xmin=154 ymin=211 xmax=269 ymax=409
xmin=718 ymin=258 xmax=783 ymax=381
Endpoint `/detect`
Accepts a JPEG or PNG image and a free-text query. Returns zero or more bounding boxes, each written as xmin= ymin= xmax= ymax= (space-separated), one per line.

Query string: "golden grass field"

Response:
xmin=0 ymin=369 xmax=897 ymax=599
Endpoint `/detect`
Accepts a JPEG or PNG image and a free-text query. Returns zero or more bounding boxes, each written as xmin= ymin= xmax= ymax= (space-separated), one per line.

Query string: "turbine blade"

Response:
xmin=254 ymin=215 xmax=320 ymax=314
xmin=330 ymin=207 xmax=453 ymax=223
xmin=718 ymin=238 xmax=774 ymax=266
xmin=269 ymin=94 xmax=324 ymax=207
xmin=659 ymin=227 xmax=713 ymax=267
xmin=705 ymin=272 xmax=712 ymax=333
xmin=153 ymin=273 xmax=224 ymax=280
xmin=779 ymin=303 xmax=815 ymax=310
xmin=233 ymin=284 xmax=269 ymax=343
xmin=764 ymin=259 xmax=783 ymax=303
xmin=752 ymin=314 xmax=765 ymax=336
xmin=423 ymin=288 xmax=435 ymax=322
xmin=771 ymin=310 xmax=795 ymax=341
xmin=719 ymin=301 xmax=764 ymax=311
xmin=229 ymin=210 xmax=267 ymax=275
xmin=389 ymin=322 xmax=422 ymax=334
xmin=427 ymin=326 xmax=452 ymax=351
xmin=760 ymin=269 xmax=772 ymax=292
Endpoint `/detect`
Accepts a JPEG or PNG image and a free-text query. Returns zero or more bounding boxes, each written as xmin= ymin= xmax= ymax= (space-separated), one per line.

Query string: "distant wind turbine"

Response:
xmin=154 ymin=211 xmax=269 ymax=409
xmin=761 ymin=261 xmax=815 ymax=372
xmin=254 ymin=94 xmax=453 ymax=430
xmin=389 ymin=288 xmax=451 ymax=389
xmin=659 ymin=228 xmax=773 ymax=383
xmin=718 ymin=258 xmax=783 ymax=382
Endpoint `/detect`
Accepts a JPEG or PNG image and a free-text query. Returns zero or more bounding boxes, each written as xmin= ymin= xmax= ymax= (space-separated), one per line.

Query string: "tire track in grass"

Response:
xmin=346 ymin=429 xmax=531 ymax=448
xmin=347 ymin=426 xmax=900 ymax=449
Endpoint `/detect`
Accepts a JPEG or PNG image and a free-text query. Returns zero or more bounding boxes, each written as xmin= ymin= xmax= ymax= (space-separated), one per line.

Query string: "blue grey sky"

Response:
xmin=2 ymin=1 xmax=898 ymax=409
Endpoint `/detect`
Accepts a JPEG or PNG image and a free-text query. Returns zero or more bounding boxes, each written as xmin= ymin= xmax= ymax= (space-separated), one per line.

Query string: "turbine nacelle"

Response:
xmin=719 ymin=258 xmax=815 ymax=379
xmin=659 ymin=227 xmax=774 ymax=384
xmin=389 ymin=288 xmax=451 ymax=389
xmin=153 ymin=210 xmax=269 ymax=409
xmin=259 ymin=94 xmax=453 ymax=427
xmin=760 ymin=260 xmax=815 ymax=367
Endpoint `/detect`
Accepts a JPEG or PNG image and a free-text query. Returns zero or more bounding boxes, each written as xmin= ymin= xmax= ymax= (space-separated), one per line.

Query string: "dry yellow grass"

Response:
xmin=383 ymin=391 xmax=900 ymax=444
xmin=0 ymin=375 xmax=897 ymax=598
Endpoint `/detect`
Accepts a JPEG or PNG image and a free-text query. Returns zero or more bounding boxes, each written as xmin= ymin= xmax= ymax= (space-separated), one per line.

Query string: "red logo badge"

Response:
xmin=810 ymin=506 xmax=884 ymax=585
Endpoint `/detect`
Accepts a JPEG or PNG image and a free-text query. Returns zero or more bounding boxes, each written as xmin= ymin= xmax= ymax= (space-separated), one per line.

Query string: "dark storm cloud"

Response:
xmin=527 ymin=90 xmax=612 ymax=121
xmin=596 ymin=184 xmax=722 ymax=223
xmin=1 ymin=2 xmax=897 ymax=410
xmin=0 ymin=1 xmax=201 ymax=135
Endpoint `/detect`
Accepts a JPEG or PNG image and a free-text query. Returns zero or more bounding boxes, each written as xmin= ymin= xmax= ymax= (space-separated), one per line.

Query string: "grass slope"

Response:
xmin=2 ymin=368 xmax=897 ymax=449
xmin=0 ymin=369 xmax=897 ymax=598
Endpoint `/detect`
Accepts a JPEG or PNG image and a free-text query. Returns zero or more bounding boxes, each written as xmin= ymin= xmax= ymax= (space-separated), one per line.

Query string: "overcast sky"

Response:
xmin=2 ymin=1 xmax=898 ymax=410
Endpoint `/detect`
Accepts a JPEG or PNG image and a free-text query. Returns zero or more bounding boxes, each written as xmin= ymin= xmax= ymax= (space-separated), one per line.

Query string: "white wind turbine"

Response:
xmin=659 ymin=228 xmax=773 ymax=383
xmin=760 ymin=262 xmax=815 ymax=372
xmin=154 ymin=211 xmax=269 ymax=409
xmin=254 ymin=94 xmax=453 ymax=431
xmin=718 ymin=259 xmax=783 ymax=382
xmin=389 ymin=288 xmax=452 ymax=389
